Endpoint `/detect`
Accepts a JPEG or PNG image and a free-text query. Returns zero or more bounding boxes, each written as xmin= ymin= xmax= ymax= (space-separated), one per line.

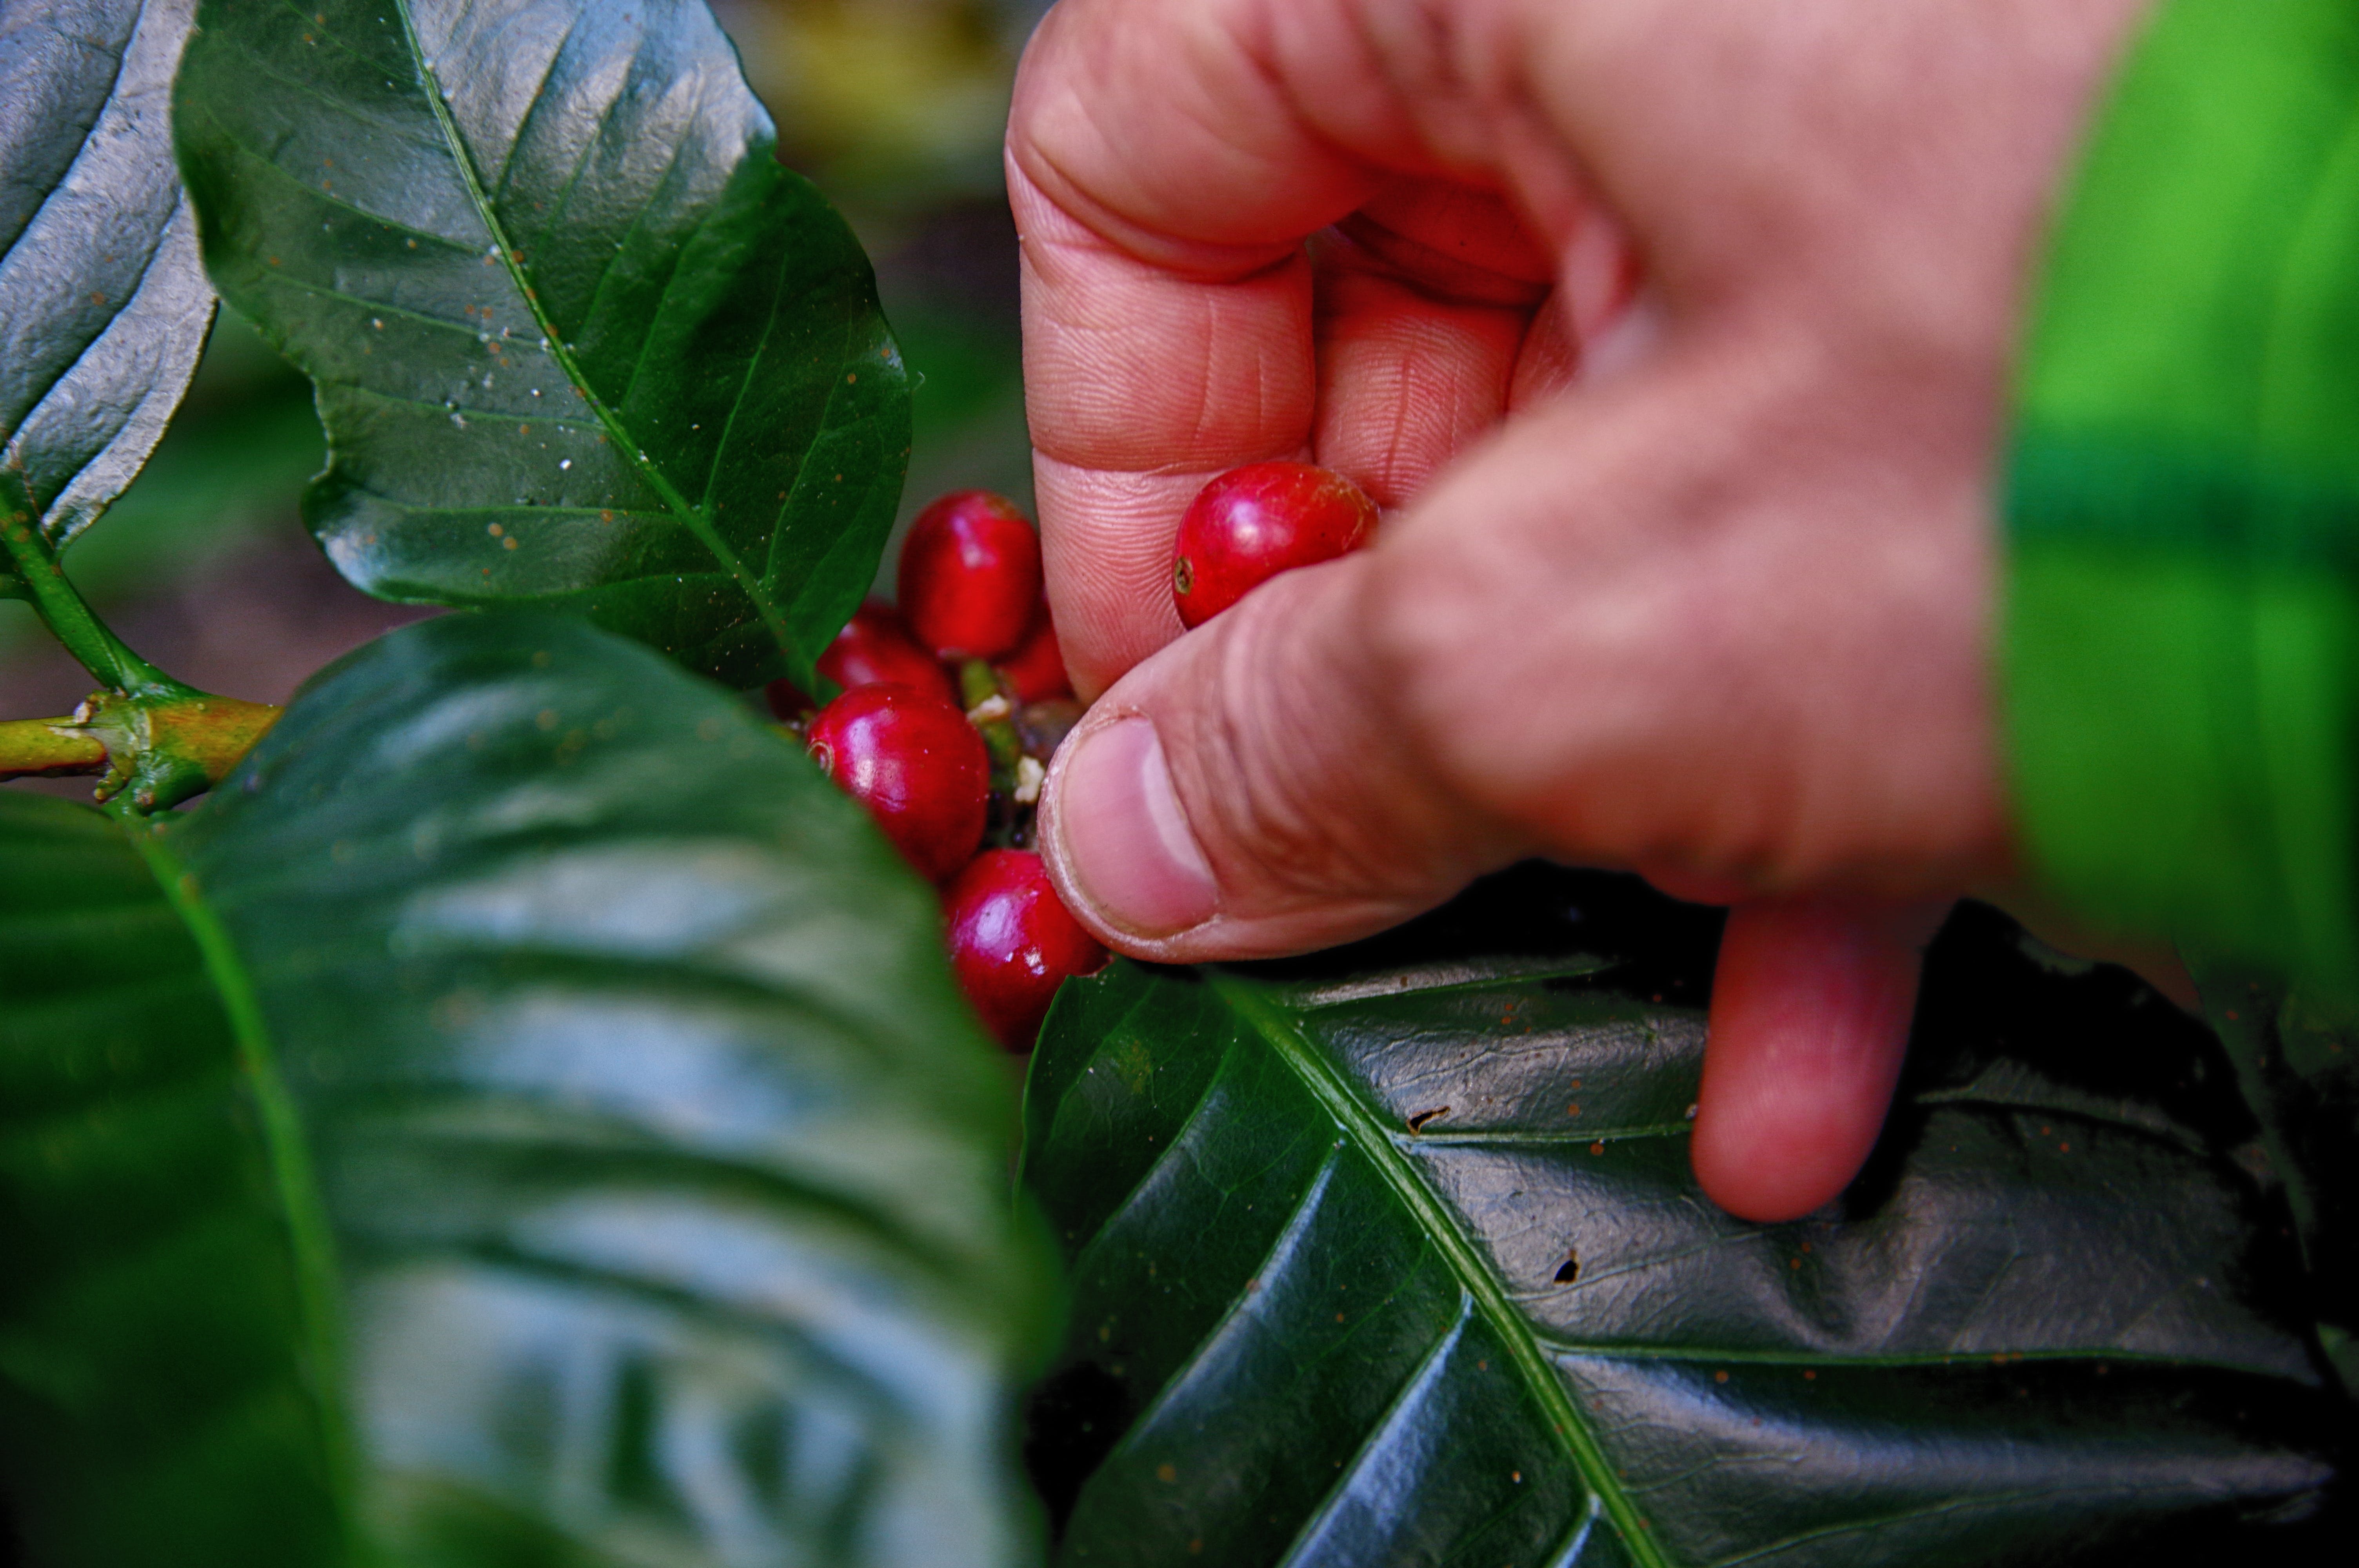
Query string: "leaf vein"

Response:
xmin=388 ymin=0 xmax=791 ymax=662
xmin=1212 ymin=972 xmax=1673 ymax=1568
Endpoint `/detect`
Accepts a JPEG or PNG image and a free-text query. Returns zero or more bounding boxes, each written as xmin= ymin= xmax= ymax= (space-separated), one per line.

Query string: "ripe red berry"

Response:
xmin=943 ymin=849 xmax=1108 ymax=1051
xmin=899 ymin=490 xmax=1043 ymax=661
xmin=807 ymin=683 xmax=988 ymax=882
xmin=1171 ymin=461 xmax=1378 ymax=628
xmin=995 ymin=595 xmax=1072 ymax=702
xmin=821 ymin=601 xmax=957 ymax=705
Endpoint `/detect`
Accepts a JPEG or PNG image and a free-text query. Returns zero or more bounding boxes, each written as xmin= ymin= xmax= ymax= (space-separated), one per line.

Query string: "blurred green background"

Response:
xmin=1 ymin=0 xmax=1046 ymax=720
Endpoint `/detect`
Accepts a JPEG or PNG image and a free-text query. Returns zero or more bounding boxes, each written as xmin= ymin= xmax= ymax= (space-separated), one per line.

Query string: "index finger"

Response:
xmin=1013 ymin=0 xmax=1606 ymax=698
xmin=1009 ymin=0 xmax=1380 ymax=695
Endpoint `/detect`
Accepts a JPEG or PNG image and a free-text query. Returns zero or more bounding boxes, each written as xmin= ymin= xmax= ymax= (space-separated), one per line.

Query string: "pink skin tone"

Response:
xmin=1692 ymin=900 xmax=1948 ymax=1218
xmin=1011 ymin=0 xmax=2158 ymax=1221
xmin=899 ymin=490 xmax=1046 ymax=662
xmin=945 ymin=849 xmax=1111 ymax=1050
xmin=808 ymin=683 xmax=990 ymax=884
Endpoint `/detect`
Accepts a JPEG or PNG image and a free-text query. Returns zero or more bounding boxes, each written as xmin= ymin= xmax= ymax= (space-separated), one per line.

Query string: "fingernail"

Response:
xmin=1051 ymin=717 xmax=1218 ymax=937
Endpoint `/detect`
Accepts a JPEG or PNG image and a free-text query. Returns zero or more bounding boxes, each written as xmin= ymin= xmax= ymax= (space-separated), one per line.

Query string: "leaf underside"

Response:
xmin=1 ymin=0 xmax=216 ymax=595
xmin=0 ymin=611 xmax=1051 ymax=1567
xmin=1022 ymin=868 xmax=2352 ymax=1567
xmin=172 ymin=0 xmax=911 ymax=686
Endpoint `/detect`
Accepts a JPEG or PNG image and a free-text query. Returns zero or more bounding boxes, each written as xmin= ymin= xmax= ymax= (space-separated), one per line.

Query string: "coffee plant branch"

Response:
xmin=2 ymin=488 xmax=279 ymax=809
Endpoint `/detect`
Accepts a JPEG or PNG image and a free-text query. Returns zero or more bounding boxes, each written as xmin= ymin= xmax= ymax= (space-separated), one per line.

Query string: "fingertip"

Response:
xmin=1031 ymin=455 xmax=1203 ymax=701
xmin=1690 ymin=899 xmax=1947 ymax=1223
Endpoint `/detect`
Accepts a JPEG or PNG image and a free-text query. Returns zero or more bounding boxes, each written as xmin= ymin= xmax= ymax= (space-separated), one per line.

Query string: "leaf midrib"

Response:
xmin=387 ymin=0 xmax=795 ymax=666
xmin=1209 ymin=971 xmax=1672 ymax=1568
xmin=125 ymin=815 xmax=361 ymax=1538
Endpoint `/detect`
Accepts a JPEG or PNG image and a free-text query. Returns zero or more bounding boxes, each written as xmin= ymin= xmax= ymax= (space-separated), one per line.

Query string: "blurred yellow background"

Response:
xmin=717 ymin=0 xmax=1042 ymax=201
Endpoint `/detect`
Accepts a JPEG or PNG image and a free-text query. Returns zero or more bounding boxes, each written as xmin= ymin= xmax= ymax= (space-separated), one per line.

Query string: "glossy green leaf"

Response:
xmin=2 ymin=0 xmax=216 ymax=597
xmin=0 ymin=610 xmax=1052 ymax=1566
xmin=1022 ymin=868 xmax=2350 ymax=1566
xmin=171 ymin=0 xmax=911 ymax=686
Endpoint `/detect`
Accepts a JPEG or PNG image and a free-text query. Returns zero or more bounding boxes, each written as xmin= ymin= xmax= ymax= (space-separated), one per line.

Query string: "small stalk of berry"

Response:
xmin=958 ymin=658 xmax=1025 ymax=782
xmin=957 ymin=657 xmax=1043 ymax=848
xmin=1172 ymin=461 xmax=1378 ymax=628
xmin=807 ymin=682 xmax=989 ymax=883
xmin=944 ymin=848 xmax=1109 ymax=1052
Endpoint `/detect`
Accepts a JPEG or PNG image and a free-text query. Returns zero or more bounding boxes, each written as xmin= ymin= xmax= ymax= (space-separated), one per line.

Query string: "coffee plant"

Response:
xmin=1 ymin=3 xmax=2352 ymax=1564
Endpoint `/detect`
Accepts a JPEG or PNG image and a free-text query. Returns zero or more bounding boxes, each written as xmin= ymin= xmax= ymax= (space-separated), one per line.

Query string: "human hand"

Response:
xmin=1009 ymin=0 xmax=2153 ymax=1218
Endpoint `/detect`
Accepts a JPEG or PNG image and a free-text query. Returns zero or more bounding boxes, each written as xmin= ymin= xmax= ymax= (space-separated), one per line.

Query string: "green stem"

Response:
xmin=0 ymin=717 xmax=108 ymax=779
xmin=958 ymin=658 xmax=1023 ymax=781
xmin=0 ymin=508 xmax=189 ymax=699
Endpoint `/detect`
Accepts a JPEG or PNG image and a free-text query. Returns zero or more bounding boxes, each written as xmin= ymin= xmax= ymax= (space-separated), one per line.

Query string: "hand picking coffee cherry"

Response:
xmin=1172 ymin=461 xmax=1378 ymax=628
xmin=944 ymin=849 xmax=1109 ymax=1051
xmin=995 ymin=593 xmax=1072 ymax=702
xmin=807 ymin=683 xmax=989 ymax=882
xmin=899 ymin=490 xmax=1043 ymax=661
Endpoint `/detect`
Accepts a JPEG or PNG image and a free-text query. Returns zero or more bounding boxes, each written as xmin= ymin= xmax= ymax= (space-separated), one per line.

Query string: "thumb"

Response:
xmin=1036 ymin=554 xmax=1525 ymax=962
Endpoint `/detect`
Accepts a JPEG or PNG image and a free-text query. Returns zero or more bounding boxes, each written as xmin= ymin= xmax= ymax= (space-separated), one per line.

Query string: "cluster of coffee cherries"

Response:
xmin=781 ymin=463 xmax=1378 ymax=1053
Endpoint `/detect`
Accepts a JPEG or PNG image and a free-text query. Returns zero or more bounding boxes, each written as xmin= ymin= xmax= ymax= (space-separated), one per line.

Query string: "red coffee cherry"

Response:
xmin=1172 ymin=461 xmax=1378 ymax=629
xmin=807 ymin=683 xmax=988 ymax=882
xmin=995 ymin=595 xmax=1072 ymax=702
xmin=821 ymin=601 xmax=958 ymax=706
xmin=943 ymin=849 xmax=1108 ymax=1051
xmin=899 ymin=490 xmax=1043 ymax=661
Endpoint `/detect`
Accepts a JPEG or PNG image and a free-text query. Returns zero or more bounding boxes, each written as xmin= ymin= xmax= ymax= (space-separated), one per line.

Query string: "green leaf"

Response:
xmin=2 ymin=0 xmax=217 ymax=598
xmin=0 ymin=610 xmax=1053 ymax=1565
xmin=2195 ymin=965 xmax=2359 ymax=1400
xmin=171 ymin=0 xmax=911 ymax=687
xmin=1021 ymin=868 xmax=2350 ymax=1566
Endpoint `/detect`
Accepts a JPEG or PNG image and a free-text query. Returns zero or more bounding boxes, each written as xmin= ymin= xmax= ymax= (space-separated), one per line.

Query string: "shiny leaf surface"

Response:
xmin=0 ymin=611 xmax=1051 ymax=1566
xmin=172 ymin=0 xmax=911 ymax=686
xmin=1 ymin=0 xmax=215 ymax=596
xmin=1022 ymin=868 xmax=2350 ymax=1566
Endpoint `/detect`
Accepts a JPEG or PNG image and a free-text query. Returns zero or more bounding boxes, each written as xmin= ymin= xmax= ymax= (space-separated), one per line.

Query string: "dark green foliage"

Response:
xmin=1 ymin=0 xmax=215 ymax=594
xmin=0 ymin=612 xmax=1053 ymax=1566
xmin=2199 ymin=967 xmax=2359 ymax=1401
xmin=172 ymin=0 xmax=912 ymax=687
xmin=1022 ymin=869 xmax=2351 ymax=1566
xmin=0 ymin=791 xmax=336 ymax=1564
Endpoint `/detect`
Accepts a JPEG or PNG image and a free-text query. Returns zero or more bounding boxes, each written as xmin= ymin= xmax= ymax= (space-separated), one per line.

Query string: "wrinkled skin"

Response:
xmin=1010 ymin=0 xmax=2159 ymax=1220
